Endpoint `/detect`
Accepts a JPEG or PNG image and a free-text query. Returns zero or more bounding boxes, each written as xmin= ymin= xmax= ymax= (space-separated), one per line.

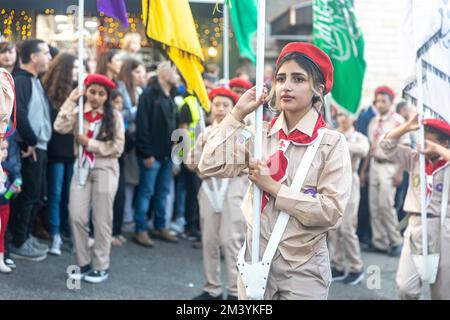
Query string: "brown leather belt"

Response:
xmin=374 ymin=158 xmax=393 ymax=164
xmin=410 ymin=212 xmax=439 ymax=218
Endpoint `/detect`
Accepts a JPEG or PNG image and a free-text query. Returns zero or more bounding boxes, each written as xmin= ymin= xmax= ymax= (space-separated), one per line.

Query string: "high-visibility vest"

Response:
xmin=178 ymin=95 xmax=201 ymax=157
xmin=179 ymin=95 xmax=201 ymax=145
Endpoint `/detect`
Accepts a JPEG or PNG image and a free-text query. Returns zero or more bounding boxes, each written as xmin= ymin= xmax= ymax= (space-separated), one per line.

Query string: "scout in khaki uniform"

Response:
xmin=381 ymin=115 xmax=450 ymax=300
xmin=229 ymin=77 xmax=253 ymax=98
xmin=198 ymin=43 xmax=352 ymax=300
xmin=362 ymin=86 xmax=408 ymax=256
xmin=54 ymin=74 xmax=124 ymax=284
xmin=187 ymin=88 xmax=248 ymax=301
xmin=328 ymin=111 xmax=369 ymax=285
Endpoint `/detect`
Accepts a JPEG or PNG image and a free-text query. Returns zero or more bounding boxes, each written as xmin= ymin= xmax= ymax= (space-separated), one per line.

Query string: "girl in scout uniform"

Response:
xmin=328 ymin=111 xmax=369 ymax=285
xmin=198 ymin=43 xmax=352 ymax=300
xmin=187 ymin=87 xmax=248 ymax=300
xmin=381 ymin=115 xmax=450 ymax=300
xmin=54 ymin=74 xmax=124 ymax=284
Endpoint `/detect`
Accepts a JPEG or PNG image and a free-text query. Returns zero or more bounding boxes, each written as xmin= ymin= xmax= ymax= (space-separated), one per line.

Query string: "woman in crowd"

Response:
xmin=41 ymin=52 xmax=79 ymax=256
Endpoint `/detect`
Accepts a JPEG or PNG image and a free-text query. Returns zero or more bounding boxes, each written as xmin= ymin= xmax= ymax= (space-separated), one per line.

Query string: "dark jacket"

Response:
xmin=12 ymin=68 xmax=52 ymax=150
xmin=47 ymin=104 xmax=75 ymax=163
xmin=356 ymin=105 xmax=377 ymax=137
xmin=12 ymin=68 xmax=37 ymax=147
xmin=135 ymin=82 xmax=177 ymax=162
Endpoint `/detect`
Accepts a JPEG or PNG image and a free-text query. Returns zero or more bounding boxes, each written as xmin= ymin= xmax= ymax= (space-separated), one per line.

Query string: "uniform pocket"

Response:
xmin=313 ymin=243 xmax=332 ymax=288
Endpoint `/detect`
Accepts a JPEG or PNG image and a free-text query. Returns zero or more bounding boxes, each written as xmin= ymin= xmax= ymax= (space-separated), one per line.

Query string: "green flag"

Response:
xmin=229 ymin=0 xmax=257 ymax=64
xmin=313 ymin=0 xmax=366 ymax=114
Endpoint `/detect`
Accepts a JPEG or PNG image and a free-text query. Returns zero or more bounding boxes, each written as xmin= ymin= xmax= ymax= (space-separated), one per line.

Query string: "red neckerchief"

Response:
xmin=261 ymin=114 xmax=326 ymax=211
xmin=372 ymin=111 xmax=395 ymax=143
xmin=81 ymin=111 xmax=103 ymax=168
xmin=425 ymin=158 xmax=448 ymax=205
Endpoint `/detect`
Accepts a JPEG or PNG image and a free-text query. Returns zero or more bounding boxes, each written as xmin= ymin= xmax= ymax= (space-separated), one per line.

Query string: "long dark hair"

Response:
xmin=269 ymin=52 xmax=326 ymax=113
xmin=95 ymin=49 xmax=119 ymax=79
xmin=85 ymin=84 xmax=116 ymax=142
xmin=117 ymin=58 xmax=143 ymax=106
xmin=42 ymin=53 xmax=77 ymax=109
xmin=0 ymin=41 xmax=20 ymax=72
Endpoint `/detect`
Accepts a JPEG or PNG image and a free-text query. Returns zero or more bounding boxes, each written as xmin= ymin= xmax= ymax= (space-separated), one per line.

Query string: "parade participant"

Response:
xmin=423 ymin=138 xmax=450 ymax=162
xmin=187 ymin=87 xmax=247 ymax=300
xmin=361 ymin=86 xmax=408 ymax=256
xmin=381 ymin=115 xmax=450 ymax=300
xmin=228 ymin=77 xmax=253 ymax=97
xmin=198 ymin=42 xmax=352 ymax=300
xmin=54 ymin=74 xmax=124 ymax=283
xmin=328 ymin=111 xmax=369 ymax=285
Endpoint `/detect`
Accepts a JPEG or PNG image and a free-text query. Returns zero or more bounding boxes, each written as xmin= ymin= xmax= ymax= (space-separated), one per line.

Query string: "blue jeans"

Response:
xmin=134 ymin=158 xmax=173 ymax=232
xmin=47 ymin=161 xmax=74 ymax=236
xmin=174 ymin=165 xmax=187 ymax=221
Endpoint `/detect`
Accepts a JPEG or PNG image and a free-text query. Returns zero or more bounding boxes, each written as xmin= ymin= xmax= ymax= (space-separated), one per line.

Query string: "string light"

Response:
xmin=0 ymin=6 xmax=231 ymax=56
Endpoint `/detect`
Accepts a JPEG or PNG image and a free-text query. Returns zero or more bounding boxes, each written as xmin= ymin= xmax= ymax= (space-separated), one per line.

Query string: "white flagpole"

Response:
xmin=252 ymin=0 xmax=265 ymax=264
xmin=77 ymin=0 xmax=85 ymax=163
xmin=416 ymin=58 xmax=429 ymax=261
xmin=223 ymin=2 xmax=230 ymax=84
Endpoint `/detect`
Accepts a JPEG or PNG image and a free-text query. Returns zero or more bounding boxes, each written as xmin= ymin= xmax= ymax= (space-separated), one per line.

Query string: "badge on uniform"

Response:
xmin=237 ymin=127 xmax=252 ymax=144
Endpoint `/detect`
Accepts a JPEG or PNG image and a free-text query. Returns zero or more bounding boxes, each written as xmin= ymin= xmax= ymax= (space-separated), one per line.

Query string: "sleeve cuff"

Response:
xmin=379 ymin=137 xmax=399 ymax=153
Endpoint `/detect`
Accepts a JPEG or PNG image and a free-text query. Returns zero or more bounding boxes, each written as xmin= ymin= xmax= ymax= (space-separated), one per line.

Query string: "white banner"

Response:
xmin=402 ymin=0 xmax=450 ymax=122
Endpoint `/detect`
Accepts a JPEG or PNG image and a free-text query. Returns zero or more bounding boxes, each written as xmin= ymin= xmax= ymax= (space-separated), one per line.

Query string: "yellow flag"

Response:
xmin=142 ymin=0 xmax=210 ymax=111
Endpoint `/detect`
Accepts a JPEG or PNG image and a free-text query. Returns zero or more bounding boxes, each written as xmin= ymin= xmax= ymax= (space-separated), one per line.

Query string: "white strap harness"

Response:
xmin=411 ymin=165 xmax=450 ymax=284
xmin=202 ymin=178 xmax=230 ymax=213
xmin=75 ymin=118 xmax=102 ymax=187
xmin=237 ymin=129 xmax=326 ymax=300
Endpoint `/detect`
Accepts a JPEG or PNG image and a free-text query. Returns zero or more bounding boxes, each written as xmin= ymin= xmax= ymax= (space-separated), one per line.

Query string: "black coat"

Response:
xmin=135 ymin=82 xmax=177 ymax=162
xmin=47 ymin=105 xmax=75 ymax=163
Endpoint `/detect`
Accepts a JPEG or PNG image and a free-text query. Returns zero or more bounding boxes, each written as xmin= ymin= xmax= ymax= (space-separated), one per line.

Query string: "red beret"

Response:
xmin=208 ymin=87 xmax=239 ymax=105
xmin=375 ymin=86 xmax=395 ymax=100
xmin=228 ymin=77 xmax=253 ymax=90
xmin=424 ymin=118 xmax=450 ymax=138
xmin=276 ymin=42 xmax=334 ymax=94
xmin=84 ymin=74 xmax=116 ymax=91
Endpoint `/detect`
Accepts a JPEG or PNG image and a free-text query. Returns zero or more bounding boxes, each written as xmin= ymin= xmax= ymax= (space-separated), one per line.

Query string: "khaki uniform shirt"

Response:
xmin=54 ymin=99 xmax=125 ymax=164
xmin=368 ymin=111 xmax=409 ymax=161
xmin=198 ymin=108 xmax=352 ymax=268
xmin=344 ymin=128 xmax=370 ymax=173
xmin=380 ymin=138 xmax=450 ymax=217
xmin=344 ymin=128 xmax=370 ymax=203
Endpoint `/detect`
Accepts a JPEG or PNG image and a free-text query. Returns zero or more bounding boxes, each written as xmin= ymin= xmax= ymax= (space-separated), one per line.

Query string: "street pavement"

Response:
xmin=0 ymin=232 xmax=431 ymax=300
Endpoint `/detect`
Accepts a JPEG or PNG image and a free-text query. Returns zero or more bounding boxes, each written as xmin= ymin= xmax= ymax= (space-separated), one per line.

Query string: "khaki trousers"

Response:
xmin=199 ymin=175 xmax=248 ymax=297
xmin=369 ymin=160 xmax=403 ymax=250
xmin=329 ymin=172 xmax=363 ymax=273
xmin=396 ymin=215 xmax=450 ymax=300
xmin=69 ymin=160 xmax=119 ymax=271
xmin=237 ymin=238 xmax=331 ymax=300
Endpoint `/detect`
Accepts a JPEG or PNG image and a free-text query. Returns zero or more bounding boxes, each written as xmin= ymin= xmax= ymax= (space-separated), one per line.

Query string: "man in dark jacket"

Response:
xmin=134 ymin=61 xmax=178 ymax=247
xmin=9 ymin=39 xmax=52 ymax=261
